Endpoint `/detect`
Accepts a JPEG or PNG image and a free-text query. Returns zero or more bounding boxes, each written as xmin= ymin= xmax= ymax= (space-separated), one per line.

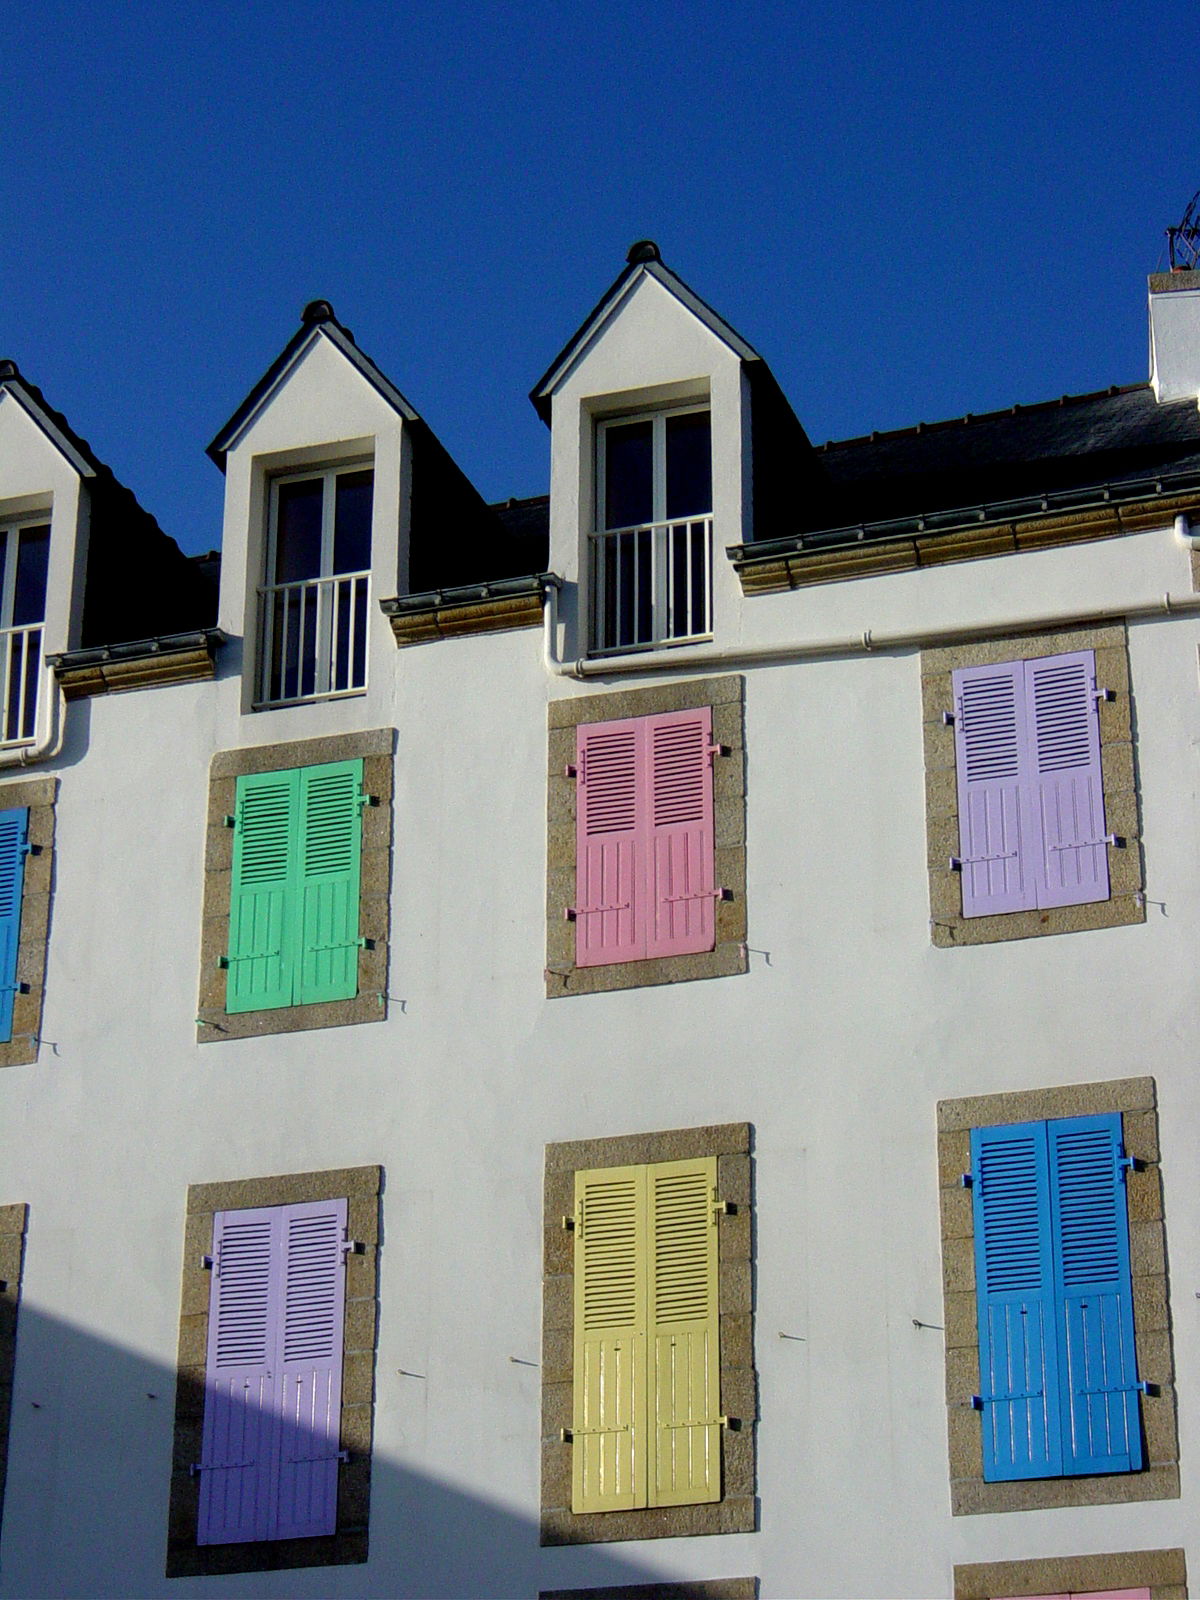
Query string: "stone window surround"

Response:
xmin=0 ymin=775 xmax=56 ymax=1068
xmin=166 ymin=1165 xmax=381 ymax=1580
xmin=196 ymin=727 xmax=393 ymax=1042
xmin=954 ymin=1546 xmax=1186 ymax=1600
xmin=541 ymin=1122 xmax=755 ymax=1547
xmin=541 ymin=1582 xmax=758 ymax=1600
xmin=938 ymin=1076 xmax=1178 ymax=1517
xmin=545 ymin=675 xmax=747 ymax=998
xmin=923 ymin=623 xmax=1144 ymax=948
xmin=0 ymin=1202 xmax=27 ymax=1549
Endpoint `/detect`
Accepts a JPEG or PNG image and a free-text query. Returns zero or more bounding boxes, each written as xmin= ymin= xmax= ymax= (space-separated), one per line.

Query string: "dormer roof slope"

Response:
xmin=0 ymin=361 xmax=217 ymax=645
xmin=206 ymin=300 xmax=420 ymax=468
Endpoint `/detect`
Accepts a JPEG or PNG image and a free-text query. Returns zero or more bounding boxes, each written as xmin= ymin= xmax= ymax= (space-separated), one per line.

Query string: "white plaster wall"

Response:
xmin=0 ymin=511 xmax=1198 ymax=1597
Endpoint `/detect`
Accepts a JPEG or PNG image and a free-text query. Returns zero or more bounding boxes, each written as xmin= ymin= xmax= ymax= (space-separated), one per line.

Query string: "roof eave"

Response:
xmin=0 ymin=377 xmax=97 ymax=478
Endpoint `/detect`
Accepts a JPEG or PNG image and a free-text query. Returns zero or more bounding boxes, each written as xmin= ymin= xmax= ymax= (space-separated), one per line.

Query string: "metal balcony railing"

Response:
xmin=256 ymin=571 xmax=370 ymax=708
xmin=589 ymin=515 xmax=713 ymax=656
xmin=0 ymin=622 xmax=44 ymax=747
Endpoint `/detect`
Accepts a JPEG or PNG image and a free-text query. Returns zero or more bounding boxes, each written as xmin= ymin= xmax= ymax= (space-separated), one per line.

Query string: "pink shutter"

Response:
xmin=575 ymin=718 xmax=643 ymax=965
xmin=198 ymin=1208 xmax=283 ymax=1545
xmin=645 ymin=707 xmax=715 ymax=957
xmin=1026 ymin=650 xmax=1110 ymax=908
xmin=274 ymin=1198 xmax=347 ymax=1539
xmin=953 ymin=662 xmax=1038 ymax=916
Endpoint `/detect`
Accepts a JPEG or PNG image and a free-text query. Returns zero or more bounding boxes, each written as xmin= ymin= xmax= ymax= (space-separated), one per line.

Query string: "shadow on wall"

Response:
xmin=0 ymin=1302 xmax=689 ymax=1600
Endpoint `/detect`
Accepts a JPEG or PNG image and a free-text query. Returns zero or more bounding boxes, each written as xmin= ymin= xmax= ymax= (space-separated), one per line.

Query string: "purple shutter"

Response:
xmin=952 ymin=662 xmax=1038 ymax=916
xmin=274 ymin=1199 xmax=348 ymax=1539
xmin=1026 ymin=651 xmax=1109 ymax=909
xmin=646 ymin=707 xmax=716 ymax=957
xmin=575 ymin=717 xmax=642 ymax=965
xmin=198 ymin=1208 xmax=282 ymax=1545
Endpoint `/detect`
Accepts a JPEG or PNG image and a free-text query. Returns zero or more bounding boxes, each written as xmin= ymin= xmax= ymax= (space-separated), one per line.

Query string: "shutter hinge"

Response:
xmin=222 ymin=814 xmax=235 ymax=828
xmin=949 ymin=857 xmax=963 ymax=872
xmin=960 ymin=1172 xmax=973 ymax=1188
xmin=561 ymin=1214 xmax=575 ymax=1231
xmin=1119 ymin=1153 xmax=1144 ymax=1176
xmin=560 ymin=1428 xmax=573 ymax=1443
xmin=970 ymin=1394 xmax=984 ymax=1410
xmin=19 ymin=841 xmax=33 ymax=856
xmin=563 ymin=907 xmax=577 ymax=921
xmin=942 ymin=711 xmax=954 ymax=726
xmin=713 ymin=887 xmax=732 ymax=901
xmin=707 ymin=742 xmax=730 ymax=761
xmin=342 ymin=1238 xmax=365 ymax=1255
xmin=1104 ymin=833 xmax=1126 ymax=848
xmin=1137 ymin=1378 xmax=1159 ymax=1396
xmin=357 ymin=793 xmax=378 ymax=808
xmin=200 ymin=1254 xmax=213 ymax=1270
xmin=357 ymin=936 xmax=375 ymax=949
xmin=0 ymin=1280 xmax=7 ymax=1294
xmin=564 ymin=763 xmax=577 ymax=778
xmin=1095 ymin=687 xmax=1115 ymax=702
xmin=216 ymin=956 xmax=230 ymax=969
xmin=713 ymin=1200 xmax=734 ymax=1220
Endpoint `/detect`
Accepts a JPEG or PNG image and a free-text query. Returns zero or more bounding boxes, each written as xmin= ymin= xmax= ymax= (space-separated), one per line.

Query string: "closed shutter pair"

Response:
xmin=573 ymin=706 xmax=718 ymax=966
xmin=952 ymin=650 xmax=1110 ymax=916
xmin=572 ymin=1157 xmax=721 ymax=1512
xmin=0 ymin=807 xmax=27 ymax=1042
xmin=227 ymin=759 xmax=364 ymax=1012
xmin=197 ymin=1199 xmax=348 ymax=1544
xmin=972 ymin=1113 xmax=1142 ymax=1481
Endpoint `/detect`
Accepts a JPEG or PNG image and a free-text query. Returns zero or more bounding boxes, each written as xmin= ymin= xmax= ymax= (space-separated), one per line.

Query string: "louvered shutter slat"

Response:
xmin=575 ymin=721 xmax=642 ymax=966
xmin=1048 ymin=1115 xmax=1141 ymax=1474
xmin=953 ymin=663 xmax=1037 ymax=916
xmin=972 ymin=1123 xmax=1062 ymax=1479
xmin=1027 ymin=652 xmax=1110 ymax=909
xmin=572 ymin=1166 xmax=646 ymax=1511
xmin=0 ymin=808 xmax=29 ymax=1042
xmin=199 ymin=1208 xmax=284 ymax=1544
xmin=646 ymin=709 xmax=716 ymax=958
xmin=296 ymin=760 xmax=363 ymax=1005
xmin=647 ymin=1157 xmax=720 ymax=1507
xmin=228 ymin=772 xmax=298 ymax=1012
xmin=274 ymin=1198 xmax=347 ymax=1538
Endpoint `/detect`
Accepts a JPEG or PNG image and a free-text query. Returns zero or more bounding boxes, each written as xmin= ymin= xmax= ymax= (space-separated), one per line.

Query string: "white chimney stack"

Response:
xmin=1149 ymin=269 xmax=1200 ymax=403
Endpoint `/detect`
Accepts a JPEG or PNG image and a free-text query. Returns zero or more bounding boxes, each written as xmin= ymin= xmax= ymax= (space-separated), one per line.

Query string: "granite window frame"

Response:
xmin=166 ymin=1165 xmax=381 ymax=1580
xmin=541 ymin=1122 xmax=755 ymax=1546
xmin=545 ymin=675 xmax=746 ymax=998
xmin=541 ymin=1582 xmax=757 ymax=1600
xmin=953 ymin=1546 xmax=1186 ymax=1600
xmin=0 ymin=775 xmax=55 ymax=1068
xmin=938 ymin=1076 xmax=1178 ymax=1516
xmin=196 ymin=727 xmax=393 ymax=1041
xmin=0 ymin=1202 xmax=27 ymax=1549
xmin=922 ymin=624 xmax=1143 ymax=947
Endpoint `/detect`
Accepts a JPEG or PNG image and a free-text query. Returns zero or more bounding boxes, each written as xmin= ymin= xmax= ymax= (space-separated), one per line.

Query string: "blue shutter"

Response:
xmin=0 ymin=808 xmax=29 ymax=1043
xmin=1048 ymin=1114 xmax=1142 ymax=1474
xmin=972 ymin=1121 xmax=1062 ymax=1479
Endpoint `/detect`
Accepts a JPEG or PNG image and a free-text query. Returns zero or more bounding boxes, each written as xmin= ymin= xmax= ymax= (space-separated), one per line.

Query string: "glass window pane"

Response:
xmin=273 ymin=479 xmax=324 ymax=584
xmin=603 ymin=421 xmax=653 ymax=530
xmin=665 ymin=412 xmax=711 ymax=519
xmin=13 ymin=525 xmax=50 ymax=627
xmin=333 ymin=470 xmax=373 ymax=574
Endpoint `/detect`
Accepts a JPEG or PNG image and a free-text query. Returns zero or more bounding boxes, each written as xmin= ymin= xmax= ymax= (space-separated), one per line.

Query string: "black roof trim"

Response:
xmin=727 ymin=463 xmax=1200 ymax=568
xmin=529 ymin=249 xmax=761 ymax=423
xmin=380 ymin=572 xmax=560 ymax=616
xmin=47 ymin=627 xmax=226 ymax=669
xmin=206 ymin=303 xmax=420 ymax=468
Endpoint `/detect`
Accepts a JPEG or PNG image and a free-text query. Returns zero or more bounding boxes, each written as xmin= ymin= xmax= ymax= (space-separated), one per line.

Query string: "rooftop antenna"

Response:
xmin=1167 ymin=191 xmax=1200 ymax=270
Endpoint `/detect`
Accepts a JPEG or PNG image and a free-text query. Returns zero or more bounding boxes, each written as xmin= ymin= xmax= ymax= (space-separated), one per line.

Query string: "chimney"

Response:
xmin=1149 ymin=269 xmax=1200 ymax=402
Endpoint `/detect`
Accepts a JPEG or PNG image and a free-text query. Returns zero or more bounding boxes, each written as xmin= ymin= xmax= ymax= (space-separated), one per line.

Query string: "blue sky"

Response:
xmin=3 ymin=1 xmax=1197 ymax=554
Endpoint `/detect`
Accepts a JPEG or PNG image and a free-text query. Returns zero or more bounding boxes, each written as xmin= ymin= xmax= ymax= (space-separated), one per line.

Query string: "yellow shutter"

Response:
xmin=647 ymin=1156 xmax=721 ymax=1507
xmin=572 ymin=1165 xmax=647 ymax=1512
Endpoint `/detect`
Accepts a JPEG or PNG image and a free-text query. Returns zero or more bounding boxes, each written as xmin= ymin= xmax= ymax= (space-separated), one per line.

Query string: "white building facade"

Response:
xmin=0 ymin=248 xmax=1198 ymax=1598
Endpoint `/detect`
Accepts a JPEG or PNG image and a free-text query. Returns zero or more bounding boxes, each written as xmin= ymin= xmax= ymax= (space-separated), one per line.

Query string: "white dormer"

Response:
xmin=530 ymin=241 xmax=815 ymax=662
xmin=207 ymin=302 xmax=414 ymax=716
xmin=1149 ymin=269 xmax=1200 ymax=404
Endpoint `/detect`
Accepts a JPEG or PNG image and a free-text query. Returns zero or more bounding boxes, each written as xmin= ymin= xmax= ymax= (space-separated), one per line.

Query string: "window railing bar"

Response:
xmin=257 ymin=573 xmax=371 ymax=708
xmin=588 ymin=517 xmax=712 ymax=657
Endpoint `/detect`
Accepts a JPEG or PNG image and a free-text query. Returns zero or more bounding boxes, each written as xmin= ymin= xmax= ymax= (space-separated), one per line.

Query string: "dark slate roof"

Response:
xmin=0 ymin=362 xmax=218 ymax=643
xmin=491 ymin=493 xmax=549 ymax=572
xmin=800 ymin=382 xmax=1200 ymax=539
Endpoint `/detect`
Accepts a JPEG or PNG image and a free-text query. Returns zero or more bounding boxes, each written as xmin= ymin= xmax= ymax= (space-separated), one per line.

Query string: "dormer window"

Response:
xmin=591 ymin=406 xmax=712 ymax=655
xmin=257 ymin=465 xmax=372 ymax=708
xmin=0 ymin=518 xmax=49 ymax=745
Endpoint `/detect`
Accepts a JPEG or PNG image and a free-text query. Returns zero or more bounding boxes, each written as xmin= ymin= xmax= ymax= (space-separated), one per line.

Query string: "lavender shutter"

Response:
xmin=1048 ymin=1115 xmax=1141 ymax=1475
xmin=199 ymin=1208 xmax=282 ymax=1544
xmin=952 ymin=662 xmax=1037 ymax=916
xmin=274 ymin=1199 xmax=348 ymax=1539
xmin=1026 ymin=651 xmax=1110 ymax=909
xmin=972 ymin=1122 xmax=1062 ymax=1480
xmin=575 ymin=718 xmax=642 ymax=965
xmin=646 ymin=708 xmax=716 ymax=958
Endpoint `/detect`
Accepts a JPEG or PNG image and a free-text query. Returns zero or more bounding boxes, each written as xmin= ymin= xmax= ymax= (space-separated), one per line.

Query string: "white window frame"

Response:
xmin=595 ymin=403 xmax=711 ymax=533
xmin=0 ymin=516 xmax=50 ymax=748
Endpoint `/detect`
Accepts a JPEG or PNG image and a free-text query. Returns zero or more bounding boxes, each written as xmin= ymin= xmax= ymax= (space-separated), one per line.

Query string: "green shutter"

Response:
xmin=572 ymin=1165 xmax=646 ymax=1512
xmin=227 ymin=770 xmax=299 ymax=1013
xmin=295 ymin=759 xmax=363 ymax=1005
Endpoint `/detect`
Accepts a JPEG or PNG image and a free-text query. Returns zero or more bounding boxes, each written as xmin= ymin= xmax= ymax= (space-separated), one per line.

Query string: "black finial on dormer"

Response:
xmin=626 ymin=240 xmax=661 ymax=265
xmin=301 ymin=299 xmax=337 ymax=326
xmin=0 ymin=360 xmax=19 ymax=381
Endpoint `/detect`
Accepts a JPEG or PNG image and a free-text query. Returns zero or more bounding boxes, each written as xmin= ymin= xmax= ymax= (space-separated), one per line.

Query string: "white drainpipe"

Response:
xmin=0 ymin=673 xmax=66 ymax=770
